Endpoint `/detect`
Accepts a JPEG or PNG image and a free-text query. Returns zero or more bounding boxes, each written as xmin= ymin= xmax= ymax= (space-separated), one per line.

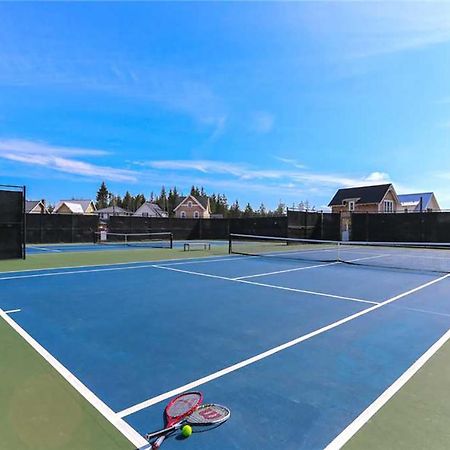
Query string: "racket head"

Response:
xmin=186 ymin=403 xmax=231 ymax=426
xmin=164 ymin=391 xmax=203 ymax=427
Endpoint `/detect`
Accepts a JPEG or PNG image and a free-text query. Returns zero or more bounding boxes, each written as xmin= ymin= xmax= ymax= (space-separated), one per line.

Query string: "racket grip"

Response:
xmin=151 ymin=434 xmax=166 ymax=449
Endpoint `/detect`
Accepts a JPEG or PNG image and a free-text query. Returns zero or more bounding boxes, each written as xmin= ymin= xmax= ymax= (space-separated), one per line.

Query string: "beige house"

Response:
xmin=328 ymin=184 xmax=401 ymax=214
xmin=25 ymin=200 xmax=49 ymax=214
xmin=174 ymin=195 xmax=211 ymax=219
xmin=53 ymin=200 xmax=97 ymax=214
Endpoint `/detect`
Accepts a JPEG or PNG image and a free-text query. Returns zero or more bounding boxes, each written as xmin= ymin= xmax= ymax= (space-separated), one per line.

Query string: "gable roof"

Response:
xmin=174 ymin=195 xmax=209 ymax=211
xmin=134 ymin=202 xmax=168 ymax=217
xmin=54 ymin=199 xmax=96 ymax=214
xmin=328 ymin=184 xmax=393 ymax=207
xmin=25 ymin=200 xmax=48 ymax=213
xmin=398 ymin=193 xmax=437 ymax=210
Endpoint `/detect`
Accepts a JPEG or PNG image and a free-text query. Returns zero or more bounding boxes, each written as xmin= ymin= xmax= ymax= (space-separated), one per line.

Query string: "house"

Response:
xmin=133 ymin=202 xmax=168 ymax=218
xmin=174 ymin=195 xmax=211 ymax=219
xmin=96 ymin=205 xmax=133 ymax=221
xmin=25 ymin=200 xmax=48 ymax=214
xmin=328 ymin=184 xmax=401 ymax=214
xmin=53 ymin=200 xmax=97 ymax=214
xmin=398 ymin=193 xmax=440 ymax=213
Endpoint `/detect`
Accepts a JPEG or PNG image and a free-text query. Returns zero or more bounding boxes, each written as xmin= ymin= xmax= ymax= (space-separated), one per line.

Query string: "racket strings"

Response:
xmin=166 ymin=392 xmax=202 ymax=418
xmin=188 ymin=404 xmax=230 ymax=424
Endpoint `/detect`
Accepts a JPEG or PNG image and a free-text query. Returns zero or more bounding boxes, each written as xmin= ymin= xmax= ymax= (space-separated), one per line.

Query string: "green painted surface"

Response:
xmin=0 ymin=318 xmax=136 ymax=450
xmin=344 ymin=339 xmax=450 ymax=450
xmin=0 ymin=246 xmax=228 ymax=273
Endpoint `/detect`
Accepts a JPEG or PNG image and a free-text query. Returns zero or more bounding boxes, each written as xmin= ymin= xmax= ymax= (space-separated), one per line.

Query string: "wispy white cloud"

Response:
xmin=0 ymin=139 xmax=137 ymax=182
xmin=136 ymin=158 xmax=393 ymax=192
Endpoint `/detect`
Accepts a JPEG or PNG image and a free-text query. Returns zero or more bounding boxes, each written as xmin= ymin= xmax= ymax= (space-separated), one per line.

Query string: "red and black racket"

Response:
xmin=145 ymin=391 xmax=203 ymax=449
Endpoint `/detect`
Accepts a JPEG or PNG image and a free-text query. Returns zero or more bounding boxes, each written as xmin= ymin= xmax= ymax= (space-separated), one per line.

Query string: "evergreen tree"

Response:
xmin=122 ymin=191 xmax=133 ymax=211
xmin=258 ymin=202 xmax=267 ymax=216
xmin=243 ymin=202 xmax=254 ymax=217
xmin=96 ymin=181 xmax=109 ymax=209
xmin=228 ymin=200 xmax=241 ymax=218
xmin=157 ymin=186 xmax=167 ymax=211
xmin=167 ymin=187 xmax=180 ymax=217
xmin=133 ymin=194 xmax=146 ymax=211
xmin=274 ymin=201 xmax=286 ymax=216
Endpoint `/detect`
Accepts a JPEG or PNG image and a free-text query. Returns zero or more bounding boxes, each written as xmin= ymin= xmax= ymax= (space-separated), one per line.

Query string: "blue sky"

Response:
xmin=1 ymin=2 xmax=450 ymax=209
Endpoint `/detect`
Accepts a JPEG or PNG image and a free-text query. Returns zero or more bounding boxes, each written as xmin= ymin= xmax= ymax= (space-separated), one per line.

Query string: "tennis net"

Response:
xmin=94 ymin=232 xmax=173 ymax=249
xmin=229 ymin=233 xmax=450 ymax=274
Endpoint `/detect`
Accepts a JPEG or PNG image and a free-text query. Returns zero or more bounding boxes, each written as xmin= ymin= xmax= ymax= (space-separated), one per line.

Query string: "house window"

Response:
xmin=188 ymin=201 xmax=193 ymax=208
xmin=383 ymin=200 xmax=394 ymax=213
xmin=180 ymin=211 xmax=186 ymax=218
xmin=193 ymin=211 xmax=200 ymax=219
xmin=142 ymin=212 xmax=149 ymax=217
xmin=348 ymin=201 xmax=355 ymax=212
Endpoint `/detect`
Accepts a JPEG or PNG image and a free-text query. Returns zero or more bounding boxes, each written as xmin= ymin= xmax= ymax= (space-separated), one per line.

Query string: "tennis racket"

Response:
xmin=146 ymin=403 xmax=231 ymax=440
xmin=145 ymin=391 xmax=203 ymax=449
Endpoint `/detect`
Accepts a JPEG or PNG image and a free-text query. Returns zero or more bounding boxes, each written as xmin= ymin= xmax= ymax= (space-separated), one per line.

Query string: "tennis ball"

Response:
xmin=181 ymin=425 xmax=192 ymax=438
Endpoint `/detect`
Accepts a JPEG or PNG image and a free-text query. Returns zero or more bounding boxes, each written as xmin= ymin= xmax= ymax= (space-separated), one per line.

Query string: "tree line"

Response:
xmin=96 ymin=182 xmax=314 ymax=217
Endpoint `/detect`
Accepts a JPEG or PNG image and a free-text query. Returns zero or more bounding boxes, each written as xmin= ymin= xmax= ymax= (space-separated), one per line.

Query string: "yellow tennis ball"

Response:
xmin=181 ymin=425 xmax=192 ymax=438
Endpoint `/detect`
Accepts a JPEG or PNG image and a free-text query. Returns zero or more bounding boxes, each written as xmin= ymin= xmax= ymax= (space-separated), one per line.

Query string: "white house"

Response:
xmin=53 ymin=200 xmax=97 ymax=214
xmin=398 ymin=193 xmax=441 ymax=212
xmin=133 ymin=202 xmax=168 ymax=218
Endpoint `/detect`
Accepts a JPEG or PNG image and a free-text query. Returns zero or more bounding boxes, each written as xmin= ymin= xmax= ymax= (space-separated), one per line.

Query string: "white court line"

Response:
xmin=4 ymin=308 xmax=21 ymax=314
xmin=0 ymin=308 xmax=149 ymax=449
xmin=233 ymin=254 xmax=387 ymax=280
xmin=0 ymin=253 xmax=246 ymax=277
xmin=324 ymin=327 xmax=450 ymax=449
xmin=0 ymin=255 xmax=252 ymax=281
xmin=31 ymin=246 xmax=62 ymax=253
xmin=233 ymin=262 xmax=338 ymax=279
xmin=117 ymin=272 xmax=450 ymax=418
xmin=152 ymin=265 xmax=376 ymax=305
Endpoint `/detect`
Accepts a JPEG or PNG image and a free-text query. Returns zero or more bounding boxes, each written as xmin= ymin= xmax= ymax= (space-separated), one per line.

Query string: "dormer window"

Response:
xmin=348 ymin=201 xmax=355 ymax=212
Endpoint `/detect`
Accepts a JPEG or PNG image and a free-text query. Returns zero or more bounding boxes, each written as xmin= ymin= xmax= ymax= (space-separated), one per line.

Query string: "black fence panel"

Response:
xmin=287 ymin=210 xmax=340 ymax=240
xmin=229 ymin=217 xmax=287 ymax=237
xmin=351 ymin=212 xmax=450 ymax=243
xmin=0 ymin=186 xmax=25 ymax=259
xmin=26 ymin=214 xmax=99 ymax=244
xmin=109 ymin=216 xmax=287 ymax=240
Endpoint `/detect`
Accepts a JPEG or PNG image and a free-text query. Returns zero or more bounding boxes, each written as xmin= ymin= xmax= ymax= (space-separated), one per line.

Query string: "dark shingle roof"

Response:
xmin=25 ymin=200 xmax=41 ymax=212
xmin=175 ymin=195 xmax=209 ymax=210
xmin=328 ymin=184 xmax=392 ymax=207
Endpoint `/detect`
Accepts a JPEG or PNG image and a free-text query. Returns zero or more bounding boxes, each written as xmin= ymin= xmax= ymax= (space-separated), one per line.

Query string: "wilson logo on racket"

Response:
xmin=198 ymin=408 xmax=223 ymax=420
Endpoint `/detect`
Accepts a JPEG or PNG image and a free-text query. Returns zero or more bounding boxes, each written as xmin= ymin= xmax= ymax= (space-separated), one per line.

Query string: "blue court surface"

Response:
xmin=1 ymin=248 xmax=450 ymax=449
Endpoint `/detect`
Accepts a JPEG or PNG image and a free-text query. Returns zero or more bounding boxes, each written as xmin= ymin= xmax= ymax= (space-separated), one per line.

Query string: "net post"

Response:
xmin=22 ymin=185 xmax=26 ymax=259
xmin=92 ymin=231 xmax=96 ymax=244
xmin=228 ymin=234 xmax=232 ymax=254
xmin=169 ymin=233 xmax=173 ymax=249
xmin=337 ymin=241 xmax=341 ymax=261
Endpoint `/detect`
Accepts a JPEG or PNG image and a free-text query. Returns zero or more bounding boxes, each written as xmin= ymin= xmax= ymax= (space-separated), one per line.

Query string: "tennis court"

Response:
xmin=2 ymin=235 xmax=450 ymax=449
